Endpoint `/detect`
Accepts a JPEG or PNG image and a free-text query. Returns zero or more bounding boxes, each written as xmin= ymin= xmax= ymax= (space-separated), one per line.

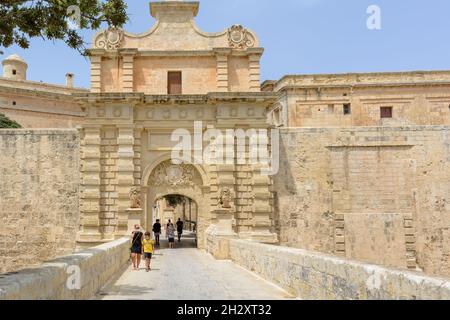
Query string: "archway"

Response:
xmin=142 ymin=159 xmax=210 ymax=249
xmin=152 ymin=194 xmax=198 ymax=248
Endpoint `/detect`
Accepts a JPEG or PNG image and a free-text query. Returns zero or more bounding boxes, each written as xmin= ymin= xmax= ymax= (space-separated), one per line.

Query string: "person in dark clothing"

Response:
xmin=152 ymin=219 xmax=162 ymax=246
xmin=131 ymin=225 xmax=143 ymax=270
xmin=176 ymin=218 xmax=184 ymax=242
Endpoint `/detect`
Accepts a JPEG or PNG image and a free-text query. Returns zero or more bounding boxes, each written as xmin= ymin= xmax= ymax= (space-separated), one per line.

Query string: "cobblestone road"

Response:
xmin=99 ymin=233 xmax=294 ymax=300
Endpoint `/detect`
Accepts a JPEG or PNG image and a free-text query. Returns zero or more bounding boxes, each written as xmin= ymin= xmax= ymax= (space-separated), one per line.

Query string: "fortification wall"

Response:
xmin=0 ymin=129 xmax=80 ymax=273
xmin=274 ymin=126 xmax=450 ymax=277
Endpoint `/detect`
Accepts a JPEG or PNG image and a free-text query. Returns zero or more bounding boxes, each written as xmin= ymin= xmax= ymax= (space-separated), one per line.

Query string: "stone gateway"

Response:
xmin=1 ymin=0 xmax=450 ymax=297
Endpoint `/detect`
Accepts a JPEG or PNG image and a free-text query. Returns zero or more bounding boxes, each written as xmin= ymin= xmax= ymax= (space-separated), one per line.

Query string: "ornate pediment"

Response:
xmin=90 ymin=4 xmax=260 ymax=52
xmin=227 ymin=25 xmax=256 ymax=50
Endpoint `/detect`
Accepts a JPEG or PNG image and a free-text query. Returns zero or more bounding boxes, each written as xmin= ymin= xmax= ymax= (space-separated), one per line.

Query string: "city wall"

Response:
xmin=274 ymin=126 xmax=450 ymax=277
xmin=0 ymin=129 xmax=80 ymax=273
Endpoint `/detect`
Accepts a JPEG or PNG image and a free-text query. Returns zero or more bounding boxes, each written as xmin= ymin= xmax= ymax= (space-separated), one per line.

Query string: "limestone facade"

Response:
xmin=75 ymin=1 xmax=276 ymax=248
xmin=264 ymin=72 xmax=450 ymax=128
xmin=0 ymin=56 xmax=87 ymax=128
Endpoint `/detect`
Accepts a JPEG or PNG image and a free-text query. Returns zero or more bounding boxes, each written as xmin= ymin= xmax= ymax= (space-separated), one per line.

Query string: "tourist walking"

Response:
xmin=166 ymin=220 xmax=175 ymax=248
xmin=130 ymin=224 xmax=143 ymax=271
xmin=142 ymin=232 xmax=156 ymax=272
xmin=176 ymin=218 xmax=184 ymax=242
xmin=152 ymin=219 xmax=162 ymax=246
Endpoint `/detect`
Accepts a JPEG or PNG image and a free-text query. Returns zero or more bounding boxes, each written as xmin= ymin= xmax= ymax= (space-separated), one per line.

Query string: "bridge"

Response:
xmin=98 ymin=232 xmax=293 ymax=300
xmin=2 ymin=230 xmax=450 ymax=300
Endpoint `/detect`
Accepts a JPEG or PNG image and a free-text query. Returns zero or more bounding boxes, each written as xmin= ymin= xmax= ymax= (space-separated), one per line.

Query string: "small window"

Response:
xmin=343 ymin=104 xmax=351 ymax=115
xmin=168 ymin=71 xmax=182 ymax=94
xmin=12 ymin=101 xmax=16 ymax=106
xmin=12 ymin=69 xmax=17 ymax=75
xmin=380 ymin=107 xmax=393 ymax=118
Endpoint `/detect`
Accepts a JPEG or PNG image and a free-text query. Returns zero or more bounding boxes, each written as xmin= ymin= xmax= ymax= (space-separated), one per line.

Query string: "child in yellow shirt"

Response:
xmin=142 ymin=232 xmax=156 ymax=272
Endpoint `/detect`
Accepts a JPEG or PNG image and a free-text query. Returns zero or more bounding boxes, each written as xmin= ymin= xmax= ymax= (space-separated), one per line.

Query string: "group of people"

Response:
xmin=129 ymin=218 xmax=185 ymax=271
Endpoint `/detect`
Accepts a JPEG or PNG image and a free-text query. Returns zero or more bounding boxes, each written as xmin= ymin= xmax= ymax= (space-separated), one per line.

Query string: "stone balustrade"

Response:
xmin=0 ymin=238 xmax=130 ymax=300
xmin=228 ymin=239 xmax=450 ymax=300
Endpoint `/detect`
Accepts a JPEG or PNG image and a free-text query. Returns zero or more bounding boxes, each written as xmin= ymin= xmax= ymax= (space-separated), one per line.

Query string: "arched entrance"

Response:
xmin=151 ymin=194 xmax=198 ymax=247
xmin=142 ymin=157 xmax=210 ymax=249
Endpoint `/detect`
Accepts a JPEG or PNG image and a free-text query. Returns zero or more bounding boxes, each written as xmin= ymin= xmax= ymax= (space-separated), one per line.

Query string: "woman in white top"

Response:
xmin=166 ymin=220 xmax=175 ymax=249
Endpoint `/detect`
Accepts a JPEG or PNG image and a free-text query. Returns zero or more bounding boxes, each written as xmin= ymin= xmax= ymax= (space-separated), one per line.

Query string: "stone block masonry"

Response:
xmin=274 ymin=126 xmax=450 ymax=278
xmin=229 ymin=239 xmax=450 ymax=300
xmin=0 ymin=237 xmax=130 ymax=300
xmin=0 ymin=129 xmax=80 ymax=273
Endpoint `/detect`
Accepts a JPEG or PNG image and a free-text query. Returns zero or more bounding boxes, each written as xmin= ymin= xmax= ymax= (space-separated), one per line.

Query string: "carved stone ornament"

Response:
xmin=129 ymin=187 xmax=141 ymax=209
xmin=151 ymin=162 xmax=196 ymax=187
xmin=95 ymin=28 xmax=124 ymax=50
xmin=219 ymin=187 xmax=233 ymax=209
xmin=227 ymin=25 xmax=256 ymax=49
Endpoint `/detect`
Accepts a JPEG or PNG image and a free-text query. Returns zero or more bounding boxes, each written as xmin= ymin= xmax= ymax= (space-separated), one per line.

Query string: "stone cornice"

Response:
xmin=0 ymin=84 xmax=86 ymax=102
xmin=150 ymin=1 xmax=200 ymax=18
xmin=0 ymin=78 xmax=88 ymax=94
xmin=72 ymin=92 xmax=278 ymax=105
xmin=279 ymin=81 xmax=450 ymax=93
xmin=274 ymin=70 xmax=450 ymax=92
xmin=87 ymin=48 xmax=264 ymax=58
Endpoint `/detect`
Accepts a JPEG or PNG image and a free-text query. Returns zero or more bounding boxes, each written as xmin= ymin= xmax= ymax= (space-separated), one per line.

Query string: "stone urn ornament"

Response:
xmin=129 ymin=187 xmax=141 ymax=209
xmin=219 ymin=187 xmax=233 ymax=209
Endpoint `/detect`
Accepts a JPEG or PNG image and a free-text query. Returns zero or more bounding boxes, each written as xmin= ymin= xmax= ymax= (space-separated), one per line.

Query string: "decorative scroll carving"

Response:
xmin=151 ymin=162 xmax=196 ymax=187
xmin=95 ymin=28 xmax=124 ymax=50
xmin=227 ymin=25 xmax=255 ymax=49
xmin=219 ymin=187 xmax=233 ymax=209
xmin=129 ymin=187 xmax=141 ymax=209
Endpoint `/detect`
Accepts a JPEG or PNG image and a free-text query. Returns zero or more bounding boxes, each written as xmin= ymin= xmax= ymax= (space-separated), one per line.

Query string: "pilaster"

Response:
xmin=115 ymin=125 xmax=136 ymax=235
xmin=120 ymin=49 xmax=138 ymax=93
xmin=248 ymin=50 xmax=262 ymax=92
xmin=215 ymin=49 xmax=230 ymax=92
xmin=89 ymin=49 xmax=104 ymax=93
xmin=78 ymin=125 xmax=102 ymax=242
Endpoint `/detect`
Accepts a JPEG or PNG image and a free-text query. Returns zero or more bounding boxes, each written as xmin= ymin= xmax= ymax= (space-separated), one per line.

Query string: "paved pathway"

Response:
xmin=98 ymin=232 xmax=294 ymax=300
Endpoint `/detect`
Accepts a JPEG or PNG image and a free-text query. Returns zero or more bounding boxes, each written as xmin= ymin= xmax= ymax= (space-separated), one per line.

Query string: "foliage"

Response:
xmin=165 ymin=195 xmax=186 ymax=208
xmin=0 ymin=0 xmax=128 ymax=55
xmin=0 ymin=113 xmax=21 ymax=128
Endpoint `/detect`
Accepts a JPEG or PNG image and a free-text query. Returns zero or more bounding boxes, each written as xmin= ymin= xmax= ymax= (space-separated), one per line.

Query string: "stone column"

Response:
xmin=120 ymin=49 xmax=138 ymax=93
xmin=215 ymin=49 xmax=230 ymax=92
xmin=89 ymin=49 xmax=104 ymax=93
xmin=79 ymin=125 xmax=102 ymax=242
xmin=115 ymin=125 xmax=136 ymax=236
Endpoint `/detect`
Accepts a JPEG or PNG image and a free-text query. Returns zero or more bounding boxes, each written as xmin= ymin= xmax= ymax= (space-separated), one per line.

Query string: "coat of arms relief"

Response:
xmin=94 ymin=27 xmax=124 ymax=50
xmin=227 ymin=25 xmax=256 ymax=49
xmin=150 ymin=162 xmax=197 ymax=187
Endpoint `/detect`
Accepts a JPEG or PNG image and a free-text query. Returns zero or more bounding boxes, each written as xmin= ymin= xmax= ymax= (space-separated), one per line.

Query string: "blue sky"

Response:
xmin=1 ymin=0 xmax=450 ymax=88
